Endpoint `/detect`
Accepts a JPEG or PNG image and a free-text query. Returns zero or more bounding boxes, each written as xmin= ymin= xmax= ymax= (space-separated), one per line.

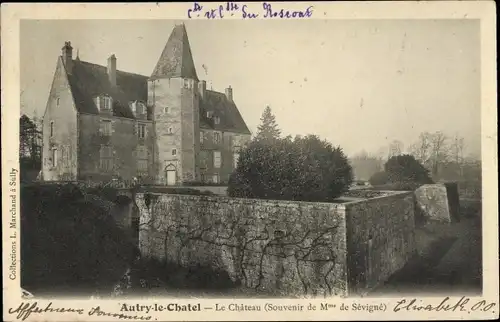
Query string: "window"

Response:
xmin=164 ymin=107 xmax=169 ymax=113
xmin=136 ymin=146 xmax=148 ymax=174
xmin=137 ymin=123 xmax=146 ymax=139
xmin=172 ymin=149 xmax=177 ymax=156
xmin=137 ymin=102 xmax=145 ymax=114
xmin=212 ymin=173 xmax=220 ymax=184
xmin=103 ymin=96 xmax=112 ymax=110
xmin=96 ymin=95 xmax=112 ymax=111
xmin=50 ymin=121 xmax=54 ymax=137
xmin=233 ymin=152 xmax=240 ymax=169
xmin=200 ymin=131 xmax=204 ymax=144
xmin=214 ymin=132 xmax=221 ymax=144
xmin=206 ymin=111 xmax=213 ymax=118
xmin=183 ymin=79 xmax=189 ymax=89
xmin=99 ymin=145 xmax=113 ymax=171
xmin=51 ymin=148 xmax=58 ymax=167
xmin=101 ymin=119 xmax=112 ymax=136
xmin=56 ymin=98 xmax=60 ymax=107
xmin=214 ymin=117 xmax=220 ymax=125
xmin=213 ymin=151 xmax=221 ymax=168
xmin=167 ymin=127 xmax=173 ymax=134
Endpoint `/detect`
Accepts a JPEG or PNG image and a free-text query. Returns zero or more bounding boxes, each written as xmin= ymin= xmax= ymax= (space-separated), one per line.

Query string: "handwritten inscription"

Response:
xmin=8 ymin=302 xmax=152 ymax=321
xmin=393 ymin=297 xmax=497 ymax=313
xmin=187 ymin=2 xmax=314 ymax=19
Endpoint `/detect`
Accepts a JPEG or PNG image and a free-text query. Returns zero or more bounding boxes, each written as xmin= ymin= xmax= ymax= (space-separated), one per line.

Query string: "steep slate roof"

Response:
xmin=200 ymin=90 xmax=251 ymax=135
xmin=63 ymin=24 xmax=250 ymax=134
xmin=66 ymin=59 xmax=148 ymax=118
xmin=150 ymin=24 xmax=199 ymax=81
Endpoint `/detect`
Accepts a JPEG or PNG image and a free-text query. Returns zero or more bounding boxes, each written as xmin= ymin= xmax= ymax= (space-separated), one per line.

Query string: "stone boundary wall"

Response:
xmin=136 ymin=194 xmax=348 ymax=297
xmin=135 ymin=191 xmax=416 ymax=297
xmin=344 ymin=191 xmax=415 ymax=295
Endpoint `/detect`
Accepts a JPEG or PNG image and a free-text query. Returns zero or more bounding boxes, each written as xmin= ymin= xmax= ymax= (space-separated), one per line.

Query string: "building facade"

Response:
xmin=42 ymin=24 xmax=251 ymax=185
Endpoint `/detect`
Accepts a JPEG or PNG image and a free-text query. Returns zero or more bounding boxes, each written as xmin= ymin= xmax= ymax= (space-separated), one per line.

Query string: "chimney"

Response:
xmin=198 ymin=80 xmax=206 ymax=98
xmin=61 ymin=41 xmax=73 ymax=74
xmin=225 ymin=85 xmax=233 ymax=101
xmin=107 ymin=54 xmax=117 ymax=87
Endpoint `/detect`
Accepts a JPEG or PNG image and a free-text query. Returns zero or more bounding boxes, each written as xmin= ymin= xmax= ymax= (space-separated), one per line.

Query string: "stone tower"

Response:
xmin=148 ymin=24 xmax=200 ymax=185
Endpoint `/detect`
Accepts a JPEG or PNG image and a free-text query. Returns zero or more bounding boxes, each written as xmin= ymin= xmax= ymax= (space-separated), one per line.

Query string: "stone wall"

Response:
xmin=415 ymin=183 xmax=460 ymax=223
xmin=78 ymin=113 xmax=155 ymax=183
xmin=344 ymin=192 xmax=415 ymax=295
xmin=135 ymin=191 xmax=416 ymax=297
xmin=42 ymin=57 xmax=79 ymax=181
xmin=136 ymin=193 xmax=348 ymax=297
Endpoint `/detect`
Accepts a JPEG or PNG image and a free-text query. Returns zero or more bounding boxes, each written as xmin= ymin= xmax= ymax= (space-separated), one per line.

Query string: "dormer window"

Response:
xmin=130 ymin=101 xmax=146 ymax=115
xmin=206 ymin=111 xmax=214 ymax=118
xmin=95 ymin=95 xmax=112 ymax=111
xmin=214 ymin=116 xmax=220 ymax=125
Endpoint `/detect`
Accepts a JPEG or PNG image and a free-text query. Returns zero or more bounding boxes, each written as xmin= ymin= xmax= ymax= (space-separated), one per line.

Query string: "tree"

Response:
xmin=255 ymin=106 xmax=281 ymax=142
xmin=450 ymin=133 xmax=466 ymax=177
xmin=409 ymin=131 xmax=432 ymax=166
xmin=20 ymin=114 xmax=43 ymax=182
xmin=429 ymin=131 xmax=449 ymax=178
xmin=384 ymin=154 xmax=433 ymax=185
xmin=228 ymin=135 xmax=353 ymax=202
xmin=20 ymin=114 xmax=42 ymax=167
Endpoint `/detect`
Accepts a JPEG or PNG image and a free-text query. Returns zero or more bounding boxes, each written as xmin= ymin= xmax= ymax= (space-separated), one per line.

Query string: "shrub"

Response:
xmin=21 ymin=183 xmax=137 ymax=295
xmin=228 ymin=135 xmax=353 ymax=202
xmin=384 ymin=154 xmax=433 ymax=185
xmin=369 ymin=171 xmax=389 ymax=186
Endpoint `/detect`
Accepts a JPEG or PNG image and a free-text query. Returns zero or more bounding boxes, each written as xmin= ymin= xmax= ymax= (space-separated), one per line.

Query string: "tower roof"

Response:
xmin=150 ymin=24 xmax=199 ymax=81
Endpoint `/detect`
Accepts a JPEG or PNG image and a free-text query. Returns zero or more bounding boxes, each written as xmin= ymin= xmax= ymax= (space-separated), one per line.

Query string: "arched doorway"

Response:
xmin=165 ymin=163 xmax=177 ymax=186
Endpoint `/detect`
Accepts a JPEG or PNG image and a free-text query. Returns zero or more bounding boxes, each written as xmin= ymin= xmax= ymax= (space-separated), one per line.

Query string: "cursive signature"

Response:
xmin=393 ymin=297 xmax=497 ymax=313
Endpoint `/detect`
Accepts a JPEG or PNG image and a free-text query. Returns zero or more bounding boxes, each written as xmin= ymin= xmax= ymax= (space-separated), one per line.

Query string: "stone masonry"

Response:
xmin=135 ymin=191 xmax=415 ymax=297
xmin=415 ymin=183 xmax=461 ymax=223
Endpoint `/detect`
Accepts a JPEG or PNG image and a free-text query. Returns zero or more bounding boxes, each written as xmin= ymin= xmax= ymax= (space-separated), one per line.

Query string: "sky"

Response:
xmin=20 ymin=19 xmax=481 ymax=157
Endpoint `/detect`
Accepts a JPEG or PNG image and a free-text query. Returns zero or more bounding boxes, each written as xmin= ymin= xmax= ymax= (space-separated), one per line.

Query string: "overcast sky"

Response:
xmin=20 ymin=19 xmax=480 ymax=157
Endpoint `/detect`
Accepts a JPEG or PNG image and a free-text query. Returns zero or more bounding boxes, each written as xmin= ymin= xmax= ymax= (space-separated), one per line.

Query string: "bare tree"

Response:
xmin=429 ymin=131 xmax=449 ymax=178
xmin=450 ymin=133 xmax=466 ymax=177
xmin=409 ymin=131 xmax=432 ymax=166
